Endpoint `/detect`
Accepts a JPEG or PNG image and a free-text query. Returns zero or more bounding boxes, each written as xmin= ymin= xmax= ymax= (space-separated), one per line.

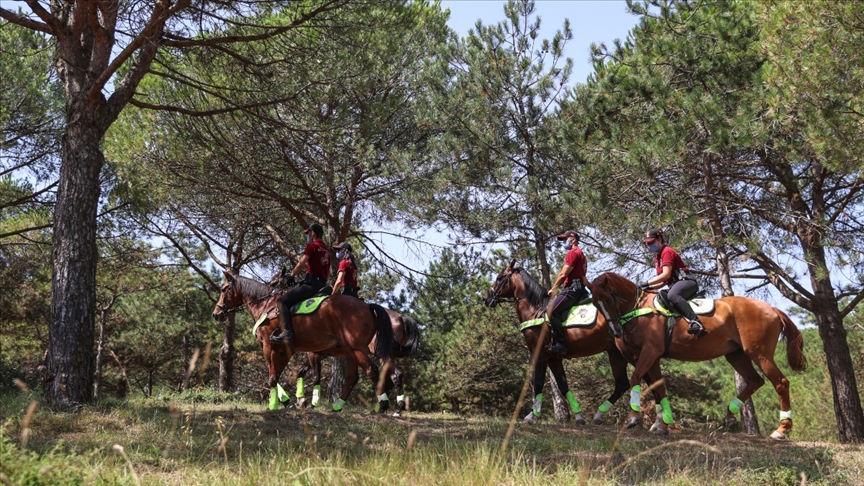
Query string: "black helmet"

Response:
xmin=303 ymin=223 xmax=324 ymax=236
xmin=332 ymin=241 xmax=352 ymax=253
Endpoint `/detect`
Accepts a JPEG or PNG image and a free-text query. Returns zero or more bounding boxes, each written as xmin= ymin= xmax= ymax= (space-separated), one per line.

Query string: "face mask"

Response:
xmin=563 ymin=242 xmax=573 ymax=250
xmin=648 ymin=243 xmax=661 ymax=253
xmin=335 ymin=250 xmax=344 ymax=260
xmin=306 ymin=234 xmax=312 ymax=244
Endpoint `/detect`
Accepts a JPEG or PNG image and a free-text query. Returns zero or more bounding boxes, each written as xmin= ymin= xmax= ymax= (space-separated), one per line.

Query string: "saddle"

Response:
xmin=653 ymin=291 xmax=714 ymax=316
xmin=252 ymin=286 xmax=333 ymax=336
xmin=518 ymin=297 xmax=599 ymax=332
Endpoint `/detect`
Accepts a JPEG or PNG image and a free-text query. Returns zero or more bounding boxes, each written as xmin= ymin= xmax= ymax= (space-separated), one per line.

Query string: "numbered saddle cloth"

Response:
xmin=652 ymin=295 xmax=714 ymax=316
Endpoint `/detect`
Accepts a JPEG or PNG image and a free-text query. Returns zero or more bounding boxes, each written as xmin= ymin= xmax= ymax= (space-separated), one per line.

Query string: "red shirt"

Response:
xmin=654 ymin=245 xmax=688 ymax=285
xmin=337 ymin=259 xmax=358 ymax=288
xmin=304 ymin=240 xmax=331 ymax=280
xmin=563 ymin=246 xmax=587 ymax=286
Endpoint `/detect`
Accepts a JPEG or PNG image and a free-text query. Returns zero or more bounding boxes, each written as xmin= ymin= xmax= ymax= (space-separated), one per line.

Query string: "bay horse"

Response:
xmin=211 ymin=271 xmax=395 ymax=412
xmin=268 ymin=268 xmax=421 ymax=416
xmin=484 ymin=261 xmax=669 ymax=432
xmin=590 ymin=272 xmax=807 ymax=439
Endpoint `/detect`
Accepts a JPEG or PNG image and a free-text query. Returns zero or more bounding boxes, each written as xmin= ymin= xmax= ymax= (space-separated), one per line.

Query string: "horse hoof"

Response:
xmin=392 ymin=411 xmax=401 ymax=418
xmin=593 ymin=412 xmax=605 ymax=425
xmin=724 ymin=416 xmax=737 ymax=429
xmin=770 ymin=430 xmax=786 ymax=440
xmin=523 ymin=412 xmax=538 ymax=423
xmin=650 ymin=423 xmax=669 ymax=435
xmin=297 ymin=398 xmax=308 ymax=409
xmin=574 ymin=414 xmax=587 ymax=425
xmin=626 ymin=416 xmax=642 ymax=429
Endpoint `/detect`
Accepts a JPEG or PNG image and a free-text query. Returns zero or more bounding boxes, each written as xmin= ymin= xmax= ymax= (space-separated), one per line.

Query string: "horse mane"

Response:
xmin=234 ymin=275 xmax=276 ymax=301
xmin=514 ymin=267 xmax=549 ymax=308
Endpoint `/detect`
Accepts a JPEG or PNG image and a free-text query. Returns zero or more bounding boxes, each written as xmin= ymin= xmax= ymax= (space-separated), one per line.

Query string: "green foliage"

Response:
xmin=0 ymin=431 xmax=126 ymax=485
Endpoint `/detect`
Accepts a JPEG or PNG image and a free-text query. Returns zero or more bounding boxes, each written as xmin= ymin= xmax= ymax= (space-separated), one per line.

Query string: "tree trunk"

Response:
xmin=45 ymin=119 xmax=106 ymax=409
xmin=815 ymin=301 xmax=864 ymax=442
xmin=218 ymin=313 xmax=235 ymax=392
xmin=327 ymin=357 xmax=345 ymax=405
xmin=93 ymin=308 xmax=107 ymax=399
xmin=548 ymin=375 xmax=570 ymax=422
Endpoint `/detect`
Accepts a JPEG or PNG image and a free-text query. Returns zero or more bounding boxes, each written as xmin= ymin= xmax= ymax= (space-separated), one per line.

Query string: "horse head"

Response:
xmin=212 ymin=270 xmax=243 ymax=320
xmin=267 ymin=266 xmax=291 ymax=289
xmin=483 ymin=259 xmax=520 ymax=308
xmin=590 ymin=273 xmax=636 ymax=339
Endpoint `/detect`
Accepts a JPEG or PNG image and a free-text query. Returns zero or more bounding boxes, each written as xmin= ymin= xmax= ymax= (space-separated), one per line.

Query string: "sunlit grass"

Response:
xmin=1 ymin=390 xmax=858 ymax=485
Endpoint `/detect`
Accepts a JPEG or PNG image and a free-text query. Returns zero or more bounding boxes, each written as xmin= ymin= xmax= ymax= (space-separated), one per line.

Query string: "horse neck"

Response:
xmin=608 ymin=274 xmax=639 ymax=312
xmin=511 ymin=272 xmax=547 ymax=322
xmin=235 ymin=278 xmax=279 ymax=321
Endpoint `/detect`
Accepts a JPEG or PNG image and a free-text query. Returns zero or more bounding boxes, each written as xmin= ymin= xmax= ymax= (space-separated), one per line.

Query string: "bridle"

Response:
xmin=486 ymin=268 xmax=524 ymax=305
xmin=214 ymin=280 xmax=283 ymax=316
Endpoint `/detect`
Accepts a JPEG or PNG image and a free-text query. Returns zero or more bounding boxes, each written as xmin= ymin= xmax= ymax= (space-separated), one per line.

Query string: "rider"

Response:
xmin=272 ymin=223 xmax=331 ymax=343
xmin=545 ymin=230 xmax=590 ymax=356
xmin=639 ymin=228 xmax=705 ymax=335
xmin=332 ymin=241 xmax=360 ymax=298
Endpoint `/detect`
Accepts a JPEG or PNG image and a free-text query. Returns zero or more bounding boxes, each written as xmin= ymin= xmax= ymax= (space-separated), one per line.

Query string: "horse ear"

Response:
xmin=223 ymin=270 xmax=235 ymax=282
xmin=509 ymin=259 xmax=517 ymax=269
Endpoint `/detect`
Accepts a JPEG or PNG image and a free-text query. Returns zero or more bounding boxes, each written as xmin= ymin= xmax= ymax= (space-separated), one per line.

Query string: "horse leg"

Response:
xmin=333 ymin=357 xmax=359 ymax=412
xmin=371 ymin=357 xmax=391 ymax=414
xmin=645 ymin=360 xmax=672 ymax=435
xmin=390 ymin=361 xmax=406 ymax=417
xmin=295 ymin=358 xmax=311 ymax=409
xmin=266 ymin=346 xmax=293 ymax=410
xmin=310 ymin=354 xmax=323 ymax=408
xmin=626 ymin=348 xmax=664 ymax=429
xmin=722 ymin=349 xmax=765 ymax=431
xmin=547 ymin=359 xmax=586 ymax=425
xmin=749 ymin=351 xmax=792 ymax=439
xmin=524 ymin=359 xmax=548 ymax=423
xmin=593 ymin=349 xmax=631 ymax=425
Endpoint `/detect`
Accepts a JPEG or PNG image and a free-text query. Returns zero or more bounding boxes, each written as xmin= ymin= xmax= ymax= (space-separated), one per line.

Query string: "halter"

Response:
xmin=214 ymin=281 xmax=282 ymax=316
xmin=487 ymin=268 xmax=524 ymax=305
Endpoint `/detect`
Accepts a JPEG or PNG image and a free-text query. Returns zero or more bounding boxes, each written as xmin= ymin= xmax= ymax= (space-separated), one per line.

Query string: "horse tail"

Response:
xmin=369 ymin=303 xmax=395 ymax=362
xmin=775 ymin=307 xmax=807 ymax=372
xmin=393 ymin=315 xmax=422 ymax=358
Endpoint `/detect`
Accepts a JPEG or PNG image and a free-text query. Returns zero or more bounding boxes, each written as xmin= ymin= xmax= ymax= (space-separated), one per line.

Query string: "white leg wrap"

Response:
xmin=397 ymin=395 xmax=406 ymax=402
xmin=780 ymin=410 xmax=792 ymax=420
xmin=378 ymin=393 xmax=389 ymax=402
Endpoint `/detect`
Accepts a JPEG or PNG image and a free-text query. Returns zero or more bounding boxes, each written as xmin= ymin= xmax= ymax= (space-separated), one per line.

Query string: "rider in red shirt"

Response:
xmin=639 ymin=228 xmax=705 ymax=335
xmin=272 ymin=223 xmax=331 ymax=344
xmin=332 ymin=241 xmax=359 ymax=298
xmin=546 ymin=230 xmax=590 ymax=356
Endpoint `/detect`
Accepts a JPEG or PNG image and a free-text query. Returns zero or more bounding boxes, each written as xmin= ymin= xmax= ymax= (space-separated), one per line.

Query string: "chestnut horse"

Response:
xmin=292 ymin=308 xmax=421 ymax=417
xmin=211 ymin=271 xmax=394 ymax=412
xmin=484 ymin=261 xmax=669 ymax=432
xmin=268 ymin=268 xmax=421 ymax=416
xmin=590 ymin=272 xmax=807 ymax=439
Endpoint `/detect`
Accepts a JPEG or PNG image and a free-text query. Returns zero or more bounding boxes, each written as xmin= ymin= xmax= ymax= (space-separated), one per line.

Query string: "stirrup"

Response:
xmin=544 ymin=341 xmax=567 ymax=355
xmin=270 ymin=330 xmax=294 ymax=343
xmin=686 ymin=320 xmax=705 ymax=336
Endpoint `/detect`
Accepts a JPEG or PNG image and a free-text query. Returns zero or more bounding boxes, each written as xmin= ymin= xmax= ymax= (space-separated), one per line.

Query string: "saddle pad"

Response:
xmin=517 ymin=304 xmax=599 ymax=332
xmin=292 ymin=295 xmax=329 ymax=315
xmin=563 ymin=304 xmax=598 ymax=327
xmin=652 ymin=296 xmax=714 ymax=316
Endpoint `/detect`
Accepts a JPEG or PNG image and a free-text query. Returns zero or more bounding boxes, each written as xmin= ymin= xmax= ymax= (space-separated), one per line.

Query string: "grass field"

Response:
xmin=2 ymin=389 xmax=863 ymax=486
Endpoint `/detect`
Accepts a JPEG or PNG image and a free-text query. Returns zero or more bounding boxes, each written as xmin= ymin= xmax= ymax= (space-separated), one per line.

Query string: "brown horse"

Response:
xmin=211 ymin=271 xmax=395 ymax=412
xmin=484 ymin=261 xmax=669 ymax=432
xmin=292 ymin=308 xmax=421 ymax=417
xmin=267 ymin=268 xmax=421 ymax=416
xmin=590 ymin=272 xmax=807 ymax=439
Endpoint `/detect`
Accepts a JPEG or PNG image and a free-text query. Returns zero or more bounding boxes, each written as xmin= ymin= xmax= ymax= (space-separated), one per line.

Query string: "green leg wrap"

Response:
xmin=565 ymin=391 xmax=582 ymax=414
xmin=728 ymin=397 xmax=744 ymax=414
xmin=296 ymin=377 xmax=305 ymax=398
xmin=660 ymin=397 xmax=673 ymax=424
xmin=276 ymin=383 xmax=291 ymax=403
xmin=629 ymin=385 xmax=641 ymax=412
xmin=598 ymin=400 xmax=613 ymax=413
xmin=532 ymin=393 xmax=543 ymax=417
xmin=268 ymin=388 xmax=279 ymax=410
xmin=333 ymin=397 xmax=347 ymax=412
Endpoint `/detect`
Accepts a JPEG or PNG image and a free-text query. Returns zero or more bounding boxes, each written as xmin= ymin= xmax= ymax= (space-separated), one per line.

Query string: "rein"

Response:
xmin=216 ymin=283 xmax=288 ymax=316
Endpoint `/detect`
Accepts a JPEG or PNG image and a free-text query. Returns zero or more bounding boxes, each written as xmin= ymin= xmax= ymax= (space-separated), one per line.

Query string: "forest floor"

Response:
xmin=2 ymin=392 xmax=863 ymax=485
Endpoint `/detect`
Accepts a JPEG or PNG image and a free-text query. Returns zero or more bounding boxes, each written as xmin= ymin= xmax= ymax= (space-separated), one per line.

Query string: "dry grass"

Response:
xmin=2 ymin=389 xmax=861 ymax=486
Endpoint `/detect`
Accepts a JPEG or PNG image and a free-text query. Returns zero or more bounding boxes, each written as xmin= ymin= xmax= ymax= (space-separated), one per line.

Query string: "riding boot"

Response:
xmin=686 ymin=317 xmax=705 ymax=336
xmin=544 ymin=322 xmax=567 ymax=356
xmin=271 ymin=306 xmax=295 ymax=343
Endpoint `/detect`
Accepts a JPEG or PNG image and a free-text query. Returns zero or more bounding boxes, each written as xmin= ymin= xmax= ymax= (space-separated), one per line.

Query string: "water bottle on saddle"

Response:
xmin=638 ymin=228 xmax=705 ymax=336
